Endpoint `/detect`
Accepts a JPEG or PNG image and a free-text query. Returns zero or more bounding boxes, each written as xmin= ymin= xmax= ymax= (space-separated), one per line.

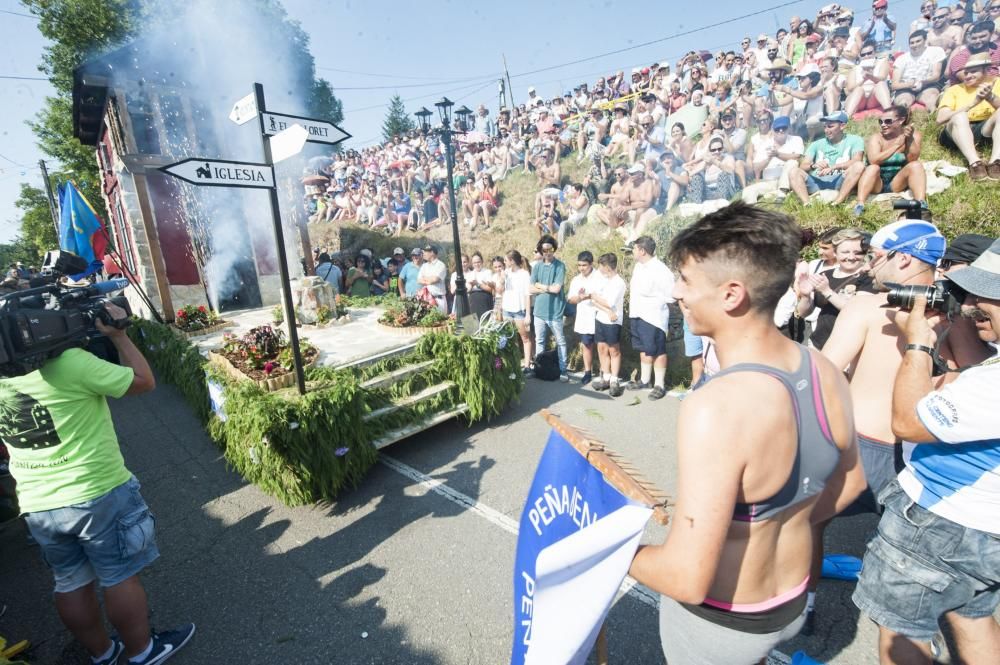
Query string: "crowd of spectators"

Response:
xmin=302 ymin=0 xmax=999 ymax=244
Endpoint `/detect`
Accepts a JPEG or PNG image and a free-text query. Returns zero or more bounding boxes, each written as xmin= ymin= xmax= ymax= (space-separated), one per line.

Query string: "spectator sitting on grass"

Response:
xmin=472 ymin=173 xmax=499 ymax=230
xmin=744 ymin=114 xmax=804 ymax=202
xmin=890 ymin=29 xmax=947 ymax=110
xmin=945 ymin=19 xmax=1000 ymax=84
xmin=844 ymin=41 xmax=892 ymax=117
xmin=535 ymin=197 xmax=563 ymax=238
xmin=558 ymin=182 xmax=590 ymax=244
xmin=788 ymin=110 xmax=865 ymax=205
xmin=854 ymin=105 xmax=927 ymax=216
xmin=936 ymin=52 xmax=1000 ymax=181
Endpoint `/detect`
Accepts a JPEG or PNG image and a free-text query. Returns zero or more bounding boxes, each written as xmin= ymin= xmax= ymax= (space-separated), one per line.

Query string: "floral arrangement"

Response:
xmin=378 ymin=298 xmax=449 ymax=328
xmin=174 ymin=304 xmax=221 ymax=332
xmin=220 ymin=325 xmax=317 ymax=379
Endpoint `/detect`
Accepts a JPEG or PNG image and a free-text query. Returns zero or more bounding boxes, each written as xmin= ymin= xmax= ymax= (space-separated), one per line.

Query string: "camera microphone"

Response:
xmin=87 ymin=278 xmax=130 ymax=296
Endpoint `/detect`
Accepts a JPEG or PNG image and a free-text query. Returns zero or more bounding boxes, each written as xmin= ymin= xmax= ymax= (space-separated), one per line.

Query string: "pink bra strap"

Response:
xmin=702 ymin=575 xmax=810 ymax=613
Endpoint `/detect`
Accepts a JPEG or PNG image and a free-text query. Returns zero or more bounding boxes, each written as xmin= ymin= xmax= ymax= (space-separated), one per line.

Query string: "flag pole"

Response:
xmin=38 ymin=160 xmax=60 ymax=238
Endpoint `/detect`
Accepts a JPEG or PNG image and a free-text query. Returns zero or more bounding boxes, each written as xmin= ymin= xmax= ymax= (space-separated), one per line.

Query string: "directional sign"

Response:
xmin=159 ymin=158 xmax=274 ymax=189
xmin=270 ymin=124 xmax=309 ymax=164
xmin=261 ymin=112 xmax=351 ymax=145
xmin=229 ymin=93 xmax=257 ymax=125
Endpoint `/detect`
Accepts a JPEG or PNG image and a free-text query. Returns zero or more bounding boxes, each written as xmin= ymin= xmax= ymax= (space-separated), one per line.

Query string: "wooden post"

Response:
xmin=131 ymin=172 xmax=175 ymax=322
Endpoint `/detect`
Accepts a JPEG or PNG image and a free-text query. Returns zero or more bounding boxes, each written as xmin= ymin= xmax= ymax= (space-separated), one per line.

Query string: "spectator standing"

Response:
xmin=449 ymin=254 xmax=472 ymax=314
xmin=502 ymin=250 xmax=534 ymax=373
xmin=465 ymin=252 xmax=495 ymax=322
xmin=315 ymin=252 xmax=342 ymax=294
xmin=530 ymin=235 xmax=569 ymax=382
xmin=567 ymin=251 xmax=601 ymax=385
xmin=418 ymin=244 xmax=448 ymax=313
xmin=399 ymin=248 xmax=422 ymax=298
xmin=627 ymin=236 xmax=674 ymax=400
xmin=862 ymin=0 xmax=897 ymax=55
xmin=854 ymin=105 xmax=928 ymax=216
xmin=788 ymin=111 xmax=865 ymax=205
xmin=936 ymin=53 xmax=1000 ymax=180
xmin=370 ymin=262 xmax=388 ymax=296
xmin=346 ymin=255 xmax=373 ymax=298
xmin=853 ymin=239 xmax=1000 ymax=665
xmin=590 ymin=252 xmax=627 ymax=397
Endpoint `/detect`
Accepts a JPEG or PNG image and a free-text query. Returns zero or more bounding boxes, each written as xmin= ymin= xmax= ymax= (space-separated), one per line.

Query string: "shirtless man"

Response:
xmin=629 ymin=202 xmax=865 ymax=665
xmin=594 ymin=166 xmax=630 ymax=229
xmin=617 ymin=164 xmax=658 ymax=246
xmin=533 ymin=149 xmax=561 ymax=220
xmin=927 ymin=4 xmax=964 ymax=52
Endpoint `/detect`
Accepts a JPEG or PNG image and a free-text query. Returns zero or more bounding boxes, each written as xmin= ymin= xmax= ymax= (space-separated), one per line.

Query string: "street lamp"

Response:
xmin=422 ymin=97 xmax=471 ymax=333
xmin=455 ymin=105 xmax=473 ymax=131
xmin=415 ymin=107 xmax=433 ymax=132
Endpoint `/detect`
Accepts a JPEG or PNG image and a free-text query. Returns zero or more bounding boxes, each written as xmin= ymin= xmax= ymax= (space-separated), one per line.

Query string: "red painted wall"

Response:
xmin=146 ymin=172 xmax=200 ymax=285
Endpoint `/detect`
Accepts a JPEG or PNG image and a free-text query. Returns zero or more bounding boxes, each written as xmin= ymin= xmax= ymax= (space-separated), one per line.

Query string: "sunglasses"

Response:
xmin=938 ymin=259 xmax=963 ymax=271
xmin=709 ymin=147 xmax=724 ymax=153
xmin=878 ymin=118 xmax=897 ymax=125
xmin=860 ymin=50 xmax=875 ymax=56
xmin=865 ymin=249 xmax=897 ymax=263
xmin=774 ymin=127 xmax=788 ymax=132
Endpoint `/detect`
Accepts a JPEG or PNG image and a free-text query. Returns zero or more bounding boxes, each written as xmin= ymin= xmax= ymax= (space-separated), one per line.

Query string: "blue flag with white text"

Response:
xmin=511 ymin=429 xmax=652 ymax=665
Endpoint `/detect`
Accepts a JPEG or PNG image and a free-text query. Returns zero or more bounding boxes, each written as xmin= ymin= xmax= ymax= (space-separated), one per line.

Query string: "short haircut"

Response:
xmin=668 ymin=202 xmax=801 ymax=315
xmin=598 ymin=253 xmax=618 ymax=270
xmin=972 ymin=20 xmax=994 ymax=34
xmin=633 ymin=236 xmax=656 ymax=256
xmin=577 ymin=251 xmax=594 ymax=263
xmin=817 ymin=226 xmax=845 ymax=244
xmin=909 ymin=29 xmax=928 ymax=40
xmin=537 ymin=235 xmax=558 ymax=253
xmin=317 ymin=253 xmax=331 ymax=264
xmin=830 ymin=227 xmax=868 ymax=249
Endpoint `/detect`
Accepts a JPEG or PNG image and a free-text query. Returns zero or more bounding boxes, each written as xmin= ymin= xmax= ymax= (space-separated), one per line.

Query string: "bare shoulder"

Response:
xmin=681 ymin=372 xmax=787 ymax=439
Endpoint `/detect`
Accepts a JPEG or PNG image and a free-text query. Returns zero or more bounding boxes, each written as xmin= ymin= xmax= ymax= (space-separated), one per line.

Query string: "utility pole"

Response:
xmin=503 ymin=54 xmax=515 ymax=110
xmin=38 ymin=160 xmax=60 ymax=237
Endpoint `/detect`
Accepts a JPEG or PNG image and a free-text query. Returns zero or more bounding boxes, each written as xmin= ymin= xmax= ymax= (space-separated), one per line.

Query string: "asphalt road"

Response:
xmin=0 ymin=374 xmax=888 ymax=664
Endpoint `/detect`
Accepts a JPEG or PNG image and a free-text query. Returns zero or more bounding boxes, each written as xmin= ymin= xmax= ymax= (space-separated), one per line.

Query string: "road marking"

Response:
xmin=379 ymin=453 xmax=792 ymax=665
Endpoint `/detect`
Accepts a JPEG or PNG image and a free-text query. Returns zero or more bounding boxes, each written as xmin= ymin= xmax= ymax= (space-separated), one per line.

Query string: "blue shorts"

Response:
xmin=595 ymin=321 xmax=621 ymax=345
xmin=806 ymin=172 xmax=845 ymax=193
xmin=504 ymin=310 xmax=526 ymax=321
xmin=24 ymin=476 xmax=159 ymax=593
xmin=578 ymin=333 xmax=595 ymax=346
xmin=630 ymin=318 xmax=667 ymax=357
xmin=682 ymin=321 xmax=703 ymax=358
xmin=852 ymin=480 xmax=1000 ymax=642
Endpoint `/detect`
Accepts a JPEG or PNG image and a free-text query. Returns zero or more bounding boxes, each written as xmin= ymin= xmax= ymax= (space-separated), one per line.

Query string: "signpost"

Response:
xmin=159 ymin=83 xmax=350 ymax=395
xmin=261 ymin=111 xmax=351 ymax=145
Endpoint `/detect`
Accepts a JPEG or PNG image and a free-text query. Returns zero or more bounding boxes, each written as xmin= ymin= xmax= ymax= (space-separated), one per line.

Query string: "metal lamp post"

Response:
xmin=415 ymin=97 xmax=471 ymax=333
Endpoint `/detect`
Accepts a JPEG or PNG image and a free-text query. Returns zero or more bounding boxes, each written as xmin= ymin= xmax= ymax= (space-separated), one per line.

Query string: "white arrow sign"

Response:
xmin=270 ymin=124 xmax=309 ymax=164
xmin=229 ymin=92 xmax=258 ymax=125
xmin=160 ymin=158 xmax=274 ymax=189
xmin=261 ymin=112 xmax=351 ymax=145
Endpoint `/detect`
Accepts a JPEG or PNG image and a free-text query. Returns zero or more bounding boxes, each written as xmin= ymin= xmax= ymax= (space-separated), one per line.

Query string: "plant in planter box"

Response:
xmin=175 ymin=304 xmax=220 ymax=331
xmin=378 ymin=298 xmax=447 ymax=328
xmin=271 ymin=305 xmax=284 ymax=325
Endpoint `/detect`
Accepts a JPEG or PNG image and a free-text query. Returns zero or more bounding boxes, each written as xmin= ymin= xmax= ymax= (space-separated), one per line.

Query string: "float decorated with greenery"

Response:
xmin=129 ymin=316 xmax=523 ymax=506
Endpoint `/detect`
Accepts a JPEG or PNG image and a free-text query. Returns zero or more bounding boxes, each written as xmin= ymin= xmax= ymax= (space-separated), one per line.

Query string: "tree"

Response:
xmin=13 ymin=183 xmax=59 ymax=263
xmin=382 ymin=94 xmax=415 ymax=142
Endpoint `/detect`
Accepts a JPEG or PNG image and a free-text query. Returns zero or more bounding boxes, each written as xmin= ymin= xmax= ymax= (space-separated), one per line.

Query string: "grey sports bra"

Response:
xmin=707 ymin=345 xmax=841 ymax=522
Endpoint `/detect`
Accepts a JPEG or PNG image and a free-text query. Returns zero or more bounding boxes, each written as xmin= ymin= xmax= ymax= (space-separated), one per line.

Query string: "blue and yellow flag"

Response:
xmin=58 ymin=181 xmax=108 ymax=275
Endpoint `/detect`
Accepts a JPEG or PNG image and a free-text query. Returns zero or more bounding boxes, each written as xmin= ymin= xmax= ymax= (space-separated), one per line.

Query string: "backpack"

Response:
xmin=533 ymin=349 xmax=561 ymax=381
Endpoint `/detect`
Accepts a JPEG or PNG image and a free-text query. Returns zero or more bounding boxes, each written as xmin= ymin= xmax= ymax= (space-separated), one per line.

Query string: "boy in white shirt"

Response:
xmin=567 ymin=252 xmax=602 ymax=385
xmin=590 ymin=253 xmax=628 ymax=397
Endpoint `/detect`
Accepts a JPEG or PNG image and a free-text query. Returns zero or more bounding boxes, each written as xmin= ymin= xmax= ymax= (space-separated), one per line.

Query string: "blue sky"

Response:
xmin=1 ymin=0 xmax=925 ymax=243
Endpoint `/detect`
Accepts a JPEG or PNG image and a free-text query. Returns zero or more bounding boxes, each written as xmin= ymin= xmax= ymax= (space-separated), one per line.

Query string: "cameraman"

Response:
xmin=853 ymin=238 xmax=1000 ymax=665
xmin=0 ymin=303 xmax=195 ymax=664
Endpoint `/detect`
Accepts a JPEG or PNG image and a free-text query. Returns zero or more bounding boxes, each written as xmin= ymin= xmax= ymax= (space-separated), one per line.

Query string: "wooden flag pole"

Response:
xmin=539 ymin=409 xmax=671 ymax=664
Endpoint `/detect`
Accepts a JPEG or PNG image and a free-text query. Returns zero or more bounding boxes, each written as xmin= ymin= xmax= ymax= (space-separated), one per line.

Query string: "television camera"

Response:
xmin=0 ymin=250 xmax=131 ymax=377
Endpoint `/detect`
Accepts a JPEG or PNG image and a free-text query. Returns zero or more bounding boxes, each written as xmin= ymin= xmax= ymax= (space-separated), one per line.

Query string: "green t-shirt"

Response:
xmin=805 ymin=134 xmax=865 ymax=172
xmin=348 ymin=267 xmax=371 ymax=297
xmin=0 ymin=348 xmax=134 ymax=513
xmin=530 ymin=258 xmax=567 ymax=321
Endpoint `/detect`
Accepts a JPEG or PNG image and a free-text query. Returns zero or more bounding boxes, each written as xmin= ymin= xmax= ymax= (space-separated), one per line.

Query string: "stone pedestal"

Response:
xmin=293 ymin=276 xmax=336 ymax=324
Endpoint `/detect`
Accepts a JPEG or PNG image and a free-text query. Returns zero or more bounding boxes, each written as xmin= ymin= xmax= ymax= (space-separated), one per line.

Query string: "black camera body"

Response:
xmin=886 ymin=280 xmax=967 ymax=320
xmin=893 ymin=198 xmax=930 ymax=221
xmin=0 ymin=250 xmax=131 ymax=377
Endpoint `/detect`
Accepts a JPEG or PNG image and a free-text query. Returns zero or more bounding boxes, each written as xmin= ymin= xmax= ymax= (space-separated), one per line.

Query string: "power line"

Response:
xmin=342 ymin=77 xmax=501 ymax=114
xmin=317 ymin=66 xmax=488 ymax=83
xmin=0 ymin=8 xmax=36 ymax=19
xmin=0 ymin=152 xmax=28 ymax=167
xmin=0 ymin=75 xmax=48 ymax=81
xmin=507 ymin=0 xmax=807 ymax=80
xmin=331 ymin=74 xmax=500 ymax=92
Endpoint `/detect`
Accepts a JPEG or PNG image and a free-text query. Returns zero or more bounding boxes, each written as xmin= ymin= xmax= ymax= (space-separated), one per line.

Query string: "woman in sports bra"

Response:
xmin=629 ymin=203 xmax=865 ymax=665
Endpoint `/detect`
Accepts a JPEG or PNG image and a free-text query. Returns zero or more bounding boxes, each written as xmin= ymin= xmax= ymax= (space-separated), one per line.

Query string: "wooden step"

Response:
xmin=334 ymin=341 xmax=418 ymax=372
xmin=360 ymin=359 xmax=436 ymax=391
xmin=362 ymin=382 xmax=456 ymax=422
xmin=372 ymin=404 xmax=470 ymax=450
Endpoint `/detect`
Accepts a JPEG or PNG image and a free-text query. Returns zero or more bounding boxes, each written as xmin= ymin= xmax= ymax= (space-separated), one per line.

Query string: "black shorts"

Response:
xmin=630 ymin=317 xmax=667 ymax=356
xmin=939 ymin=120 xmax=988 ymax=151
xmin=578 ymin=333 xmax=595 ymax=346
xmin=595 ymin=321 xmax=621 ymax=345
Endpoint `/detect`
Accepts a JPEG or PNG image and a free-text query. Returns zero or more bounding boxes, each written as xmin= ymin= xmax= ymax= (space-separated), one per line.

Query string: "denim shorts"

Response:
xmin=806 ymin=172 xmax=845 ymax=193
xmin=852 ymin=479 xmax=1000 ymax=642
xmin=503 ymin=309 xmax=526 ymax=321
xmin=25 ymin=476 xmax=159 ymax=593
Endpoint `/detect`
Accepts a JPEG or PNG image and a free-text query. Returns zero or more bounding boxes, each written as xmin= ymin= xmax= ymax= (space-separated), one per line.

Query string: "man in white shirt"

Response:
xmin=744 ymin=115 xmax=805 ymax=203
xmin=418 ymin=244 xmax=448 ymax=313
xmin=890 ymin=29 xmax=947 ymax=109
xmin=590 ymin=252 xmax=627 ymax=397
xmin=567 ymin=251 xmax=602 ymax=386
xmin=853 ymin=238 xmax=1000 ymax=665
xmin=627 ymin=236 xmax=675 ymax=400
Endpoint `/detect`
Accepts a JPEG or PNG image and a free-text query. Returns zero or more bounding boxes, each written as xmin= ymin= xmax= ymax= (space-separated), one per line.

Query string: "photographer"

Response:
xmin=0 ymin=302 xmax=195 ymax=664
xmin=853 ymin=238 xmax=1000 ymax=665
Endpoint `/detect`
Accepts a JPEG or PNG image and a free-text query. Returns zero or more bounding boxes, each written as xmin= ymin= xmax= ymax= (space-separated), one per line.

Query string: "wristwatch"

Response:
xmin=904 ymin=343 xmax=934 ymax=356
